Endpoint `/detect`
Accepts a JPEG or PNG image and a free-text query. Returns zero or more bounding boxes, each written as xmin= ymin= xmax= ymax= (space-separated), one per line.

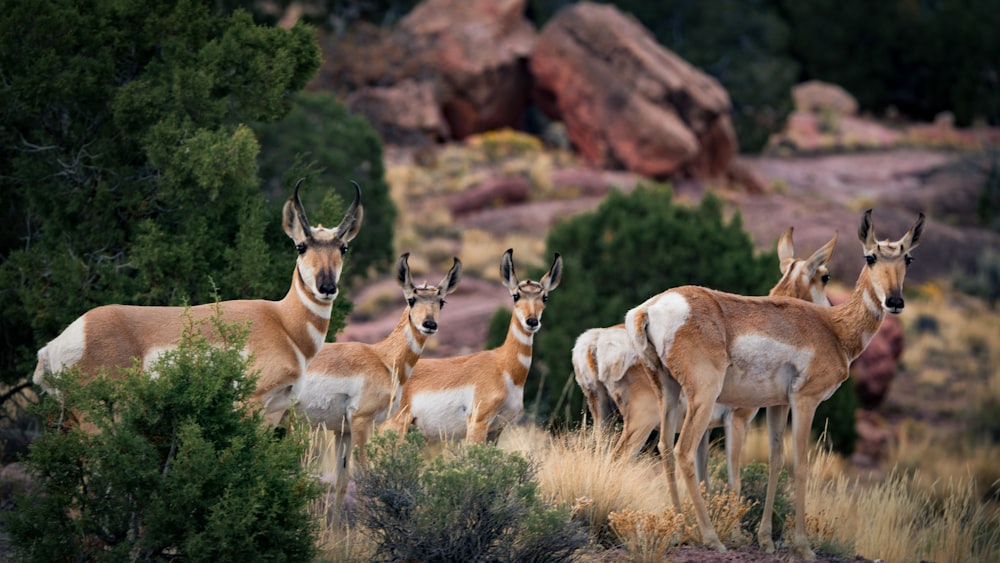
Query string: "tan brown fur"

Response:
xmin=33 ymin=180 xmax=363 ymax=421
xmin=626 ymin=210 xmax=924 ymax=559
xmin=290 ymin=254 xmax=461 ymax=510
xmin=383 ymin=249 xmax=562 ymax=444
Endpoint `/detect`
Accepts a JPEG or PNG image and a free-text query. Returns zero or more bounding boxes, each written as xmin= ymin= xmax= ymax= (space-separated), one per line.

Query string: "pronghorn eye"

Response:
xmin=905 ymin=255 xmax=913 ymax=266
xmin=296 ymin=243 xmax=307 ymax=255
xmin=340 ymin=244 xmax=349 ymax=255
xmin=821 ymin=274 xmax=831 ymax=284
xmin=439 ymin=298 xmax=446 ymax=308
xmin=542 ymin=294 xmax=549 ymax=303
xmin=865 ymin=254 xmax=876 ymax=266
xmin=512 ymin=293 xmax=520 ymax=302
xmin=407 ymin=297 xmax=416 ymax=307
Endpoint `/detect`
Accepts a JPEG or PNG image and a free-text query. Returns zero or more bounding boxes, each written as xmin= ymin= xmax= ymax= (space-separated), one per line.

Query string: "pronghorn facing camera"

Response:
xmin=291 ymin=253 xmax=461 ymax=506
xmin=33 ymin=179 xmax=363 ymax=420
xmin=572 ymin=227 xmax=837 ymax=489
xmin=626 ymin=210 xmax=923 ymax=559
xmin=383 ymin=249 xmax=563 ymax=444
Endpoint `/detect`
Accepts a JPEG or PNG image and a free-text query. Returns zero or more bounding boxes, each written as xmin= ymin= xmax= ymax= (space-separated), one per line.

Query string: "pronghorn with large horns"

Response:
xmin=383 ymin=249 xmax=562 ymax=444
xmin=626 ymin=210 xmax=923 ymax=559
xmin=290 ymin=253 xmax=461 ymax=506
xmin=33 ymin=179 xmax=363 ymax=420
xmin=573 ymin=227 xmax=837 ymax=493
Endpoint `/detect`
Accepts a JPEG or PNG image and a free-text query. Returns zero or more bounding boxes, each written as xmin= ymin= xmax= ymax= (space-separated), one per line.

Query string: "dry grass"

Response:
xmin=608 ymin=507 xmax=685 ymax=563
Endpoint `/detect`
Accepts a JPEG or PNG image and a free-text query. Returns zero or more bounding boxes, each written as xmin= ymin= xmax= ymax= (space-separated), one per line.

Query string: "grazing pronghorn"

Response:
xmin=290 ymin=253 xmax=461 ymax=505
xmin=626 ymin=210 xmax=923 ymax=559
xmin=572 ymin=227 xmax=837 ymax=492
xmin=33 ymin=180 xmax=363 ymax=420
xmin=383 ymin=249 xmax=562 ymax=443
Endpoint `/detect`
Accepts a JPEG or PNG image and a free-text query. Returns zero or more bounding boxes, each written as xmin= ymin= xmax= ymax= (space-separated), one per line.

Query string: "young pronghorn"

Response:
xmin=383 ymin=249 xmax=562 ymax=443
xmin=290 ymin=253 xmax=461 ymax=505
xmin=33 ymin=180 xmax=363 ymax=420
xmin=626 ymin=210 xmax=923 ymax=559
xmin=572 ymin=227 xmax=837 ymax=491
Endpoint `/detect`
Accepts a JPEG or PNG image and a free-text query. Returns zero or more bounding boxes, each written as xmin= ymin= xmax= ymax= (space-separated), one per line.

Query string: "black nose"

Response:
xmin=886 ymin=296 xmax=904 ymax=310
xmin=422 ymin=320 xmax=437 ymax=331
xmin=526 ymin=317 xmax=539 ymax=328
xmin=319 ymin=281 xmax=337 ymax=295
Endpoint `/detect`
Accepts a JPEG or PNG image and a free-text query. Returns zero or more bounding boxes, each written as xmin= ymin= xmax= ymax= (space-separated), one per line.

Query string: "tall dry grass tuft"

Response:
xmin=608 ymin=507 xmax=685 ymax=563
xmin=680 ymin=484 xmax=755 ymax=546
xmin=506 ymin=424 xmax=668 ymax=543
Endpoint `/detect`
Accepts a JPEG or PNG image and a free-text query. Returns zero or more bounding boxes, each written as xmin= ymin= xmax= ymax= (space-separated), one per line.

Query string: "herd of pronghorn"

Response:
xmin=32 ymin=180 xmax=925 ymax=559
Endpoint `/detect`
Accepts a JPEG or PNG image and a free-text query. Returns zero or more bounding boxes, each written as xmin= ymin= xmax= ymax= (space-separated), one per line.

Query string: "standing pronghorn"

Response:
xmin=33 ymin=180 xmax=363 ymax=419
xmin=572 ymin=227 xmax=837 ymax=490
xmin=626 ymin=210 xmax=923 ymax=559
xmin=291 ymin=253 xmax=461 ymax=505
xmin=383 ymin=249 xmax=562 ymax=443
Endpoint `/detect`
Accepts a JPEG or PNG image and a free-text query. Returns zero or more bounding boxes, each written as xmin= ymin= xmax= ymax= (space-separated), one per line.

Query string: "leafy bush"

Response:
xmin=521 ymin=184 xmax=778 ymax=426
xmin=738 ymin=461 xmax=791 ymax=543
xmin=355 ymin=430 xmax=587 ymax=562
xmin=813 ymin=378 xmax=860 ymax=456
xmin=0 ymin=1 xmax=326 ymax=393
xmin=7 ymin=310 xmax=321 ymax=562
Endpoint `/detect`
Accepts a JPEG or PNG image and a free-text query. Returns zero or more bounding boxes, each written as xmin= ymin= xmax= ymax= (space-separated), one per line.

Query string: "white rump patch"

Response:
xmin=645 ymin=293 xmax=691 ymax=361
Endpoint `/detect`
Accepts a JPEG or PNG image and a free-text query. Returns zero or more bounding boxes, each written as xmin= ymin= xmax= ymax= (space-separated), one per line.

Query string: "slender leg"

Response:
xmin=790 ymin=397 xmax=820 ymax=561
xmin=695 ymin=429 xmax=711 ymax=488
xmin=726 ymin=407 xmax=758 ymax=496
xmin=757 ymin=404 xmax=788 ymax=553
xmin=656 ymin=376 xmax=683 ymax=511
xmin=676 ymin=395 xmax=726 ymax=552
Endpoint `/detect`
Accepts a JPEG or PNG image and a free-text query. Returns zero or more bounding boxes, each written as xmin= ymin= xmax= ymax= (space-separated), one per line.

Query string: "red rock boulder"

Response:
xmin=530 ymin=2 xmax=736 ymax=178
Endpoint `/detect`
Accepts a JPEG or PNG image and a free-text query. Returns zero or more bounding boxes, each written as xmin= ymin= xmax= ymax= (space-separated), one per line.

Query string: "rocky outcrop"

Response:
xmin=792 ymin=80 xmax=859 ymax=115
xmin=530 ymin=2 xmax=736 ymax=179
xmin=317 ymin=0 xmax=535 ymax=144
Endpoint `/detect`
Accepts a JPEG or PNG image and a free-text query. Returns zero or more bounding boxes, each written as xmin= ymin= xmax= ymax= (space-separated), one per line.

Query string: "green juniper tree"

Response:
xmin=0 ymin=1 xmax=368 ymax=401
xmin=8 ymin=310 xmax=321 ymax=561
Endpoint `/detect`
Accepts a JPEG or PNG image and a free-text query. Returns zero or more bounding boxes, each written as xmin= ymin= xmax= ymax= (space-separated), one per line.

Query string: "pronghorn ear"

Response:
xmin=335 ymin=181 xmax=364 ymax=243
xmin=805 ymin=231 xmax=838 ymax=277
xmin=541 ymin=253 xmax=563 ymax=291
xmin=397 ymin=252 xmax=414 ymax=293
xmin=776 ymin=227 xmax=796 ymax=275
xmin=438 ymin=257 xmax=462 ymax=295
xmin=902 ymin=212 xmax=925 ymax=251
xmin=283 ymin=178 xmax=312 ymax=243
xmin=500 ymin=249 xmax=519 ymax=291
xmin=858 ymin=209 xmax=877 ymax=252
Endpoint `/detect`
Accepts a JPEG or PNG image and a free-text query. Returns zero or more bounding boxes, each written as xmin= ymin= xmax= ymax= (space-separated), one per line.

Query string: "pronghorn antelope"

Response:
xmin=626 ymin=210 xmax=923 ymax=559
xmin=290 ymin=253 xmax=461 ymax=506
xmin=572 ymin=227 xmax=837 ymax=492
xmin=33 ymin=180 xmax=363 ymax=420
xmin=382 ymin=249 xmax=562 ymax=444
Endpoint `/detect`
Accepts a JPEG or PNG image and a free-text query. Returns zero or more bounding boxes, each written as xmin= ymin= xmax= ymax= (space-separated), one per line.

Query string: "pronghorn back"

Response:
xmin=34 ymin=180 xmax=363 ymax=419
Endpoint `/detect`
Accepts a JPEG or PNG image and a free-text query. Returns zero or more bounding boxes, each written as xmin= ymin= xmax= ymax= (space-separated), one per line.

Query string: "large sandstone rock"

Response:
xmin=400 ymin=0 xmax=535 ymax=139
xmin=319 ymin=0 xmax=535 ymax=144
xmin=792 ymin=80 xmax=859 ymax=115
xmin=530 ymin=2 xmax=735 ymax=178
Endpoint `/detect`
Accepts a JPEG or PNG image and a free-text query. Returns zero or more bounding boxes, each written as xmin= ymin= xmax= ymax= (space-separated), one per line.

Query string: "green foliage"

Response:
xmin=0 ymin=1 xmax=344 ymax=394
xmin=813 ymin=379 xmax=859 ymax=456
xmin=356 ymin=430 xmax=587 ymax=562
xmin=7 ymin=310 xmax=321 ymax=562
xmin=781 ymin=0 xmax=1000 ymax=125
xmin=525 ymin=183 xmax=778 ymax=426
xmin=253 ymin=90 xmax=397 ymax=285
xmin=738 ymin=462 xmax=791 ymax=543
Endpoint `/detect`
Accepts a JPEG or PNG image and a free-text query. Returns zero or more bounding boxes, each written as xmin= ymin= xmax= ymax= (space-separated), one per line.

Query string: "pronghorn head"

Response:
xmin=858 ymin=209 xmax=925 ymax=314
xmin=501 ymin=249 xmax=563 ymax=334
xmin=772 ymin=227 xmax=838 ymax=305
xmin=397 ymin=253 xmax=463 ymax=336
xmin=282 ymin=179 xmax=363 ymax=303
